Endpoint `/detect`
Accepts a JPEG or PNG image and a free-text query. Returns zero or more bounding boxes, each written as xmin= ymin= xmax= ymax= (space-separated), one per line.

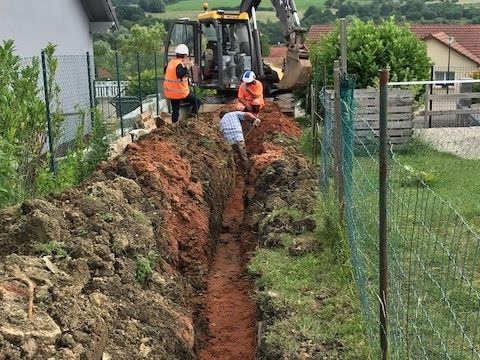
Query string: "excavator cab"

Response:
xmin=163 ymin=0 xmax=311 ymax=93
xmin=164 ymin=13 xmax=260 ymax=92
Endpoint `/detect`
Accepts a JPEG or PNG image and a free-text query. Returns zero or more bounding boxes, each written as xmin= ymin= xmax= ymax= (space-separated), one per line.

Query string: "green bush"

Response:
xmin=310 ymin=18 xmax=431 ymax=89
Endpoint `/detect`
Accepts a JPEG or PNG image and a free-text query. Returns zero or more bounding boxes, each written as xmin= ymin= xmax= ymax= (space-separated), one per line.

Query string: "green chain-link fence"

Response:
xmin=313 ymin=70 xmax=480 ymax=359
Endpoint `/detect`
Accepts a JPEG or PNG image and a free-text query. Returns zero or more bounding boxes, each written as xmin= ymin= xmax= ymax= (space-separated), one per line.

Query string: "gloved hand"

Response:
xmin=253 ymin=118 xmax=261 ymax=127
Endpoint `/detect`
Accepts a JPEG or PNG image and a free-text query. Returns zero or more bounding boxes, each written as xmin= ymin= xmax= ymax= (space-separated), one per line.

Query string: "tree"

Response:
xmin=148 ymin=0 xmax=165 ymax=12
xmin=117 ymin=23 xmax=166 ymax=54
xmin=116 ymin=5 xmax=145 ymax=22
xmin=310 ymin=18 xmax=431 ymax=88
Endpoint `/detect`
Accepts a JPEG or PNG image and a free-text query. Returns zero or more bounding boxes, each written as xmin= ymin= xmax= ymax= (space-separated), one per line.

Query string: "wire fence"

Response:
xmin=311 ymin=71 xmax=480 ymax=358
xmin=0 ymin=47 xmax=171 ymax=209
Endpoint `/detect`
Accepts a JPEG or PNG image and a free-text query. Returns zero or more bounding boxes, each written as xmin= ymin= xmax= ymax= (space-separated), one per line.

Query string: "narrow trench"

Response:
xmin=198 ymin=174 xmax=257 ymax=360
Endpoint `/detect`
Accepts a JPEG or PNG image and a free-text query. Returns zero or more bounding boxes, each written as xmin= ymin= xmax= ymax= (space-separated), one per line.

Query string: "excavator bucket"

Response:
xmin=277 ymin=48 xmax=311 ymax=90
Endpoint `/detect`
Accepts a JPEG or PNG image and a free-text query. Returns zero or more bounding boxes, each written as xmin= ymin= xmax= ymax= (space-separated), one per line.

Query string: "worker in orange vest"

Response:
xmin=236 ymin=70 xmax=265 ymax=115
xmin=163 ymin=44 xmax=202 ymax=124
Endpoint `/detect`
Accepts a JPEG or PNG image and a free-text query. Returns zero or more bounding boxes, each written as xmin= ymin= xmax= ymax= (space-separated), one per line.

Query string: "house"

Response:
xmin=0 ymin=0 xmax=118 ymax=56
xmin=307 ymin=24 xmax=480 ymax=82
xmin=0 ymin=0 xmax=118 ymax=145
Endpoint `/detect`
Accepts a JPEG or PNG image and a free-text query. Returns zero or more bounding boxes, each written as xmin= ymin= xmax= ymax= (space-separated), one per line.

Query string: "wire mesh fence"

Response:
xmin=0 ymin=47 xmax=170 ymax=209
xmin=312 ymin=71 xmax=480 ymax=358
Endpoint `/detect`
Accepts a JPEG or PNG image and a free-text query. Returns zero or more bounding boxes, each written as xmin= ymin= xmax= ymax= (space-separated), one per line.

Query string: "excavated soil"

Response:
xmin=0 ymin=117 xmax=235 ymax=359
xmin=0 ymin=100 xmax=317 ymax=360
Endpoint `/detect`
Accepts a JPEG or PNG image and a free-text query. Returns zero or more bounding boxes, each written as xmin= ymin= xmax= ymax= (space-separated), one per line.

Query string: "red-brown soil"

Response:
xmin=198 ymin=175 xmax=256 ymax=360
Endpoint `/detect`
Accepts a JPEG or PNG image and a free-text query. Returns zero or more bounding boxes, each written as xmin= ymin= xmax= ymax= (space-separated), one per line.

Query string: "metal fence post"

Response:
xmin=41 ymin=50 xmax=56 ymax=174
xmin=154 ymin=52 xmax=159 ymax=115
xmin=86 ymin=52 xmax=94 ymax=113
xmin=333 ymin=60 xmax=344 ymax=217
xmin=379 ymin=68 xmax=389 ymax=360
xmin=115 ymin=51 xmax=124 ymax=137
xmin=137 ymin=52 xmax=143 ymax=113
xmin=340 ymin=18 xmax=347 ymax=74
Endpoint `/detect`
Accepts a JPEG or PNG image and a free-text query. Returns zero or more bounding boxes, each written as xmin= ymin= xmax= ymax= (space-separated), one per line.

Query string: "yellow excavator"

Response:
xmin=163 ymin=0 xmax=311 ymax=94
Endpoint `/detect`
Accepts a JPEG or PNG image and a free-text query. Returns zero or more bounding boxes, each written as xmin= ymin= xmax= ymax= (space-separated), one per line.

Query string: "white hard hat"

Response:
xmin=175 ymin=44 xmax=189 ymax=56
xmin=242 ymin=70 xmax=256 ymax=83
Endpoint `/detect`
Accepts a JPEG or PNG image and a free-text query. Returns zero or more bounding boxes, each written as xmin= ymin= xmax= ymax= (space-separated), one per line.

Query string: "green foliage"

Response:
xmin=116 ymin=5 xmax=146 ymax=22
xmin=126 ymin=68 xmax=157 ymax=98
xmin=118 ymin=23 xmax=166 ymax=54
xmin=0 ymin=40 xmax=46 ymax=205
xmin=33 ymin=241 xmax=69 ymax=259
xmin=260 ymin=32 xmax=271 ymax=56
xmin=311 ymin=18 xmax=431 ymax=88
xmin=301 ymin=0 xmax=480 ymax=25
xmin=135 ymin=251 xmax=159 ymax=284
xmin=139 ymin=0 xmax=166 ymax=12
xmin=0 ymin=42 xmax=111 ymax=208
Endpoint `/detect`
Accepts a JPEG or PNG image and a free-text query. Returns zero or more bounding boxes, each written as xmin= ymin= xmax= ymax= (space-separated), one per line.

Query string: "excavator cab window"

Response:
xmin=165 ymin=21 xmax=196 ymax=66
xmin=217 ymin=21 xmax=253 ymax=88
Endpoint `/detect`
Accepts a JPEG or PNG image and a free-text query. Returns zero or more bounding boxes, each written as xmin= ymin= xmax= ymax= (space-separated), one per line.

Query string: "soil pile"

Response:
xmin=0 ymin=117 xmax=235 ymax=359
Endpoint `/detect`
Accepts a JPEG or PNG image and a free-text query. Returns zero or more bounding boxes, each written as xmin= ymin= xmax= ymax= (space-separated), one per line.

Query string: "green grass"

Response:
xmin=395 ymin=140 xmax=480 ymax=226
xmin=148 ymin=10 xmax=290 ymax=21
xmin=344 ymin=138 xmax=480 ymax=358
xmin=164 ymin=0 xmax=324 ymax=11
xmin=248 ymin=194 xmax=373 ymax=358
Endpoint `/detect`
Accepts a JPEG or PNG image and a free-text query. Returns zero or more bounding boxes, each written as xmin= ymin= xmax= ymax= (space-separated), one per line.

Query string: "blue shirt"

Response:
xmin=219 ymin=111 xmax=246 ymax=145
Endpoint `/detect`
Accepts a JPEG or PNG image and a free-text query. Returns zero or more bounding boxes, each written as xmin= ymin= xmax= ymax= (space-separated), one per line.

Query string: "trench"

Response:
xmin=198 ymin=174 xmax=257 ymax=360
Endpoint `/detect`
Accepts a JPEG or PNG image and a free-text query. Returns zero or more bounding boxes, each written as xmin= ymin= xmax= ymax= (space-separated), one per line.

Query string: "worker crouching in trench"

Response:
xmin=219 ymin=110 xmax=261 ymax=179
xmin=236 ymin=71 xmax=265 ymax=116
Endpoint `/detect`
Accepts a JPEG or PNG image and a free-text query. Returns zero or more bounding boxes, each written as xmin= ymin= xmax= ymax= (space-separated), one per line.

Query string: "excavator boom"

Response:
xmin=240 ymin=0 xmax=311 ymax=89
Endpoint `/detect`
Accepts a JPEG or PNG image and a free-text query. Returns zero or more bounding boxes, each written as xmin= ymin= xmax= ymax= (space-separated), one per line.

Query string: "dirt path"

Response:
xmin=198 ymin=175 xmax=257 ymax=360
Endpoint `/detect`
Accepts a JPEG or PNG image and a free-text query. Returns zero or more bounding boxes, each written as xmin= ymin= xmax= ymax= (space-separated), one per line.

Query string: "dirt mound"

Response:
xmin=0 ymin=117 xmax=235 ymax=359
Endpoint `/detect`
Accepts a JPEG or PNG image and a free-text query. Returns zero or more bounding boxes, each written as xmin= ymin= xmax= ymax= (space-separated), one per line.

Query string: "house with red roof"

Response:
xmin=307 ymin=24 xmax=480 ymax=82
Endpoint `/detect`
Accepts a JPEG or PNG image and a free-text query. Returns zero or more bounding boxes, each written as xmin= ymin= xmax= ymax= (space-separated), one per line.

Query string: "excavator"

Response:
xmin=163 ymin=0 xmax=311 ymax=94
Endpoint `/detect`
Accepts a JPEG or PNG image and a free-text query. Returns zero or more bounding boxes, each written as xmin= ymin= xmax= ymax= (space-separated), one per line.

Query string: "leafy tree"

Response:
xmin=148 ymin=0 xmax=165 ymax=12
xmin=118 ymin=23 xmax=166 ymax=54
xmin=310 ymin=18 xmax=431 ymax=88
xmin=93 ymin=40 xmax=113 ymax=56
xmin=115 ymin=5 xmax=145 ymax=21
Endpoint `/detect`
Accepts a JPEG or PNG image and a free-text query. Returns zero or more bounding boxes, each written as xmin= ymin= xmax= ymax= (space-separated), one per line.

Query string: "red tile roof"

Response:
xmin=428 ymin=31 xmax=480 ymax=65
xmin=409 ymin=24 xmax=480 ymax=59
xmin=307 ymin=24 xmax=334 ymax=43
xmin=307 ymin=23 xmax=480 ymax=64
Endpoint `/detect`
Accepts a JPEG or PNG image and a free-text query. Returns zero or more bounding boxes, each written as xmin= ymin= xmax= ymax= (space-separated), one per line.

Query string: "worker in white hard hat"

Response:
xmin=236 ymin=70 xmax=265 ymax=116
xmin=163 ymin=44 xmax=202 ymax=124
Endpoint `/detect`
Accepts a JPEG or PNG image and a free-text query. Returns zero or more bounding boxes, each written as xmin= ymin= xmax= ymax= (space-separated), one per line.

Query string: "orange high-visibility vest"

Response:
xmin=238 ymin=81 xmax=264 ymax=106
xmin=163 ymin=58 xmax=189 ymax=100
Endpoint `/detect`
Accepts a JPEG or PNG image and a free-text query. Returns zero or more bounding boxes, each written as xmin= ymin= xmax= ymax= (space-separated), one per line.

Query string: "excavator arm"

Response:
xmin=239 ymin=0 xmax=311 ymax=89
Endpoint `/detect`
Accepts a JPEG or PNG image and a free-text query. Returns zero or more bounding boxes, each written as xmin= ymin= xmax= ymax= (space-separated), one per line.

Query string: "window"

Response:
xmin=435 ymin=71 xmax=455 ymax=87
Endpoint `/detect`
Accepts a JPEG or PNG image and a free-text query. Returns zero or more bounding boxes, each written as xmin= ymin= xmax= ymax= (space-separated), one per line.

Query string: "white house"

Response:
xmin=0 ymin=0 xmax=117 ymax=56
xmin=0 ymin=0 xmax=118 ymax=146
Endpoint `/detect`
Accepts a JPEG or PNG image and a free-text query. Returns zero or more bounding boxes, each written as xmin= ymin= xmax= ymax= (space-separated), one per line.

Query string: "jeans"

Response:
xmin=170 ymin=92 xmax=202 ymax=123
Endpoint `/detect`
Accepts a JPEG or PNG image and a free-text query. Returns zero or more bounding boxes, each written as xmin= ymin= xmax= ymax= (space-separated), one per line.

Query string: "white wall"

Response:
xmin=0 ymin=0 xmax=93 ymax=57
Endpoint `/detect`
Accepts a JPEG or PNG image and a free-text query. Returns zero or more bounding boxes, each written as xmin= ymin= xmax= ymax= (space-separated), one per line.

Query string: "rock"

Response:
xmin=0 ymin=311 xmax=61 ymax=345
xmin=139 ymin=343 xmax=152 ymax=358
xmin=288 ymin=235 xmax=319 ymax=257
xmin=24 ymin=210 xmax=62 ymax=244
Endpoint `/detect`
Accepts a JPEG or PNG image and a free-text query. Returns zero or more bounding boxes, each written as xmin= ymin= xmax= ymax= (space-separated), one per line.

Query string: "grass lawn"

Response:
xmin=248 ymin=199 xmax=373 ymax=359
xmin=345 ymin=137 xmax=480 ymax=358
xmin=148 ymin=10 xmax=284 ymax=21
xmin=164 ymin=0 xmax=328 ymax=11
